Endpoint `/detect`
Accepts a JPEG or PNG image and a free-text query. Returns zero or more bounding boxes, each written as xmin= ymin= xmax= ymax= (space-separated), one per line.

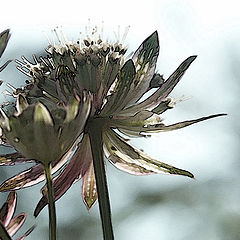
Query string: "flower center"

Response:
xmin=16 ymin=27 xmax=130 ymax=113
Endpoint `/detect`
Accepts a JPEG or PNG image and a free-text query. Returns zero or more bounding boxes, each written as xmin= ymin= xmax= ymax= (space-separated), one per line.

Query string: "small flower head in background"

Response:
xmin=0 ymin=192 xmax=34 ymax=240
xmin=0 ymin=25 xmax=226 ymax=214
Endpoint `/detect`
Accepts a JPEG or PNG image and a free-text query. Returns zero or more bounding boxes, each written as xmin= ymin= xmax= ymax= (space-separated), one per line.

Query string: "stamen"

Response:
xmin=175 ymin=95 xmax=192 ymax=103
xmin=42 ymin=31 xmax=52 ymax=46
xmin=122 ymin=25 xmax=130 ymax=43
xmin=21 ymin=56 xmax=32 ymax=66
xmin=53 ymin=28 xmax=64 ymax=45
xmin=61 ymin=29 xmax=69 ymax=44
xmin=51 ymin=29 xmax=56 ymax=47
xmin=6 ymin=83 xmax=16 ymax=91
xmin=113 ymin=28 xmax=118 ymax=42
xmin=168 ymin=95 xmax=192 ymax=108
xmin=15 ymin=59 xmax=23 ymax=66
xmin=2 ymin=90 xmax=13 ymax=96
xmin=39 ymin=56 xmax=50 ymax=68
xmin=48 ymin=58 xmax=55 ymax=69
xmin=100 ymin=21 xmax=104 ymax=40
xmin=32 ymin=55 xmax=39 ymax=64
xmin=16 ymin=66 xmax=31 ymax=77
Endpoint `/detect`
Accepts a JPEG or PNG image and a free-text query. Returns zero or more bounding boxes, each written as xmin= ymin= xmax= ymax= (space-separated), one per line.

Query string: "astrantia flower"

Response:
xmin=0 ymin=192 xmax=34 ymax=240
xmin=0 ymin=91 xmax=91 ymax=166
xmin=0 ymin=27 xmax=225 ymax=214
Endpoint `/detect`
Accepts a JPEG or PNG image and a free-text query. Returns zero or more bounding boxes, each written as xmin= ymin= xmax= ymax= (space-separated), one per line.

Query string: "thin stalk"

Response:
xmin=0 ymin=221 xmax=11 ymax=240
xmin=88 ymin=121 xmax=114 ymax=240
xmin=44 ymin=162 xmax=56 ymax=240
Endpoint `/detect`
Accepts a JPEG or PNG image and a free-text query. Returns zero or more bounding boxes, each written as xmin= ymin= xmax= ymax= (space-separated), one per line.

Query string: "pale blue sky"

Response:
xmin=0 ymin=0 xmax=239 ymax=239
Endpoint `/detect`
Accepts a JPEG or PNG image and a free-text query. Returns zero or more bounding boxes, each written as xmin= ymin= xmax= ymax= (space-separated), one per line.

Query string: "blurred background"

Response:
xmin=0 ymin=0 xmax=238 ymax=239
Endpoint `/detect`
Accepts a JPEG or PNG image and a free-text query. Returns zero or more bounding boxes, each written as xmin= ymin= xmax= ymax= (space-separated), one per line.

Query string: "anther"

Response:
xmin=84 ymin=40 xmax=90 ymax=47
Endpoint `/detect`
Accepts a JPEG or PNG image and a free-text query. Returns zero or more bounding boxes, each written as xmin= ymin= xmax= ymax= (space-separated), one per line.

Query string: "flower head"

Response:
xmin=0 ymin=192 xmax=33 ymax=240
xmin=0 ymin=27 xmax=225 ymax=213
xmin=0 ymin=92 xmax=91 ymax=165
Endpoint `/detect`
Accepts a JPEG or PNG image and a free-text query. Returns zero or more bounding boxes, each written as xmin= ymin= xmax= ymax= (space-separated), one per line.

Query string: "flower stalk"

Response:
xmin=44 ymin=162 xmax=56 ymax=240
xmin=88 ymin=119 xmax=114 ymax=240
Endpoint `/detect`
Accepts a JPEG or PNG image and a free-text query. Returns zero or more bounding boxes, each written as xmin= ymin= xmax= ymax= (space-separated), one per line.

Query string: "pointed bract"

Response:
xmin=6 ymin=213 xmax=26 ymax=236
xmin=15 ymin=95 xmax=29 ymax=116
xmin=0 ymin=143 xmax=76 ymax=191
xmin=0 ymin=29 xmax=10 ymax=59
xmin=82 ymin=162 xmax=97 ymax=210
xmin=103 ymin=129 xmax=194 ymax=178
xmin=34 ymin=102 xmax=53 ymax=126
xmin=0 ymin=192 xmax=16 ymax=226
xmin=0 ymin=152 xmax=33 ymax=166
xmin=119 ymin=55 xmax=197 ymax=116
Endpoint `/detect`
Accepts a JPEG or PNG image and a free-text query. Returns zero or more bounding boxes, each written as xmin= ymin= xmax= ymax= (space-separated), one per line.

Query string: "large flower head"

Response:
xmin=0 ymin=27 xmax=225 ymax=213
xmin=0 ymin=192 xmax=34 ymax=240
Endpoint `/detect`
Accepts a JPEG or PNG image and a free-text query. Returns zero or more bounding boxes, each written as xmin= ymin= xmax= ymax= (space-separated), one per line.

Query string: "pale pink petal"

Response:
xmin=0 ymin=192 xmax=17 ymax=226
xmin=0 ymin=152 xmax=34 ymax=166
xmin=0 ymin=144 xmax=76 ymax=191
xmin=16 ymin=225 xmax=36 ymax=240
xmin=82 ymin=162 xmax=97 ymax=210
xmin=6 ymin=213 xmax=26 ymax=237
xmin=103 ymin=129 xmax=194 ymax=178
xmin=106 ymin=154 xmax=154 ymax=176
xmin=0 ymin=164 xmax=44 ymax=191
xmin=103 ymin=131 xmax=154 ymax=176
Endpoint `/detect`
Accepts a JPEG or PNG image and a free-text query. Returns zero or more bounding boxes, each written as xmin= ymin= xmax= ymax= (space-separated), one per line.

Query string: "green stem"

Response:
xmin=44 ymin=162 xmax=57 ymax=240
xmin=88 ymin=121 xmax=114 ymax=240
xmin=0 ymin=221 xmax=12 ymax=240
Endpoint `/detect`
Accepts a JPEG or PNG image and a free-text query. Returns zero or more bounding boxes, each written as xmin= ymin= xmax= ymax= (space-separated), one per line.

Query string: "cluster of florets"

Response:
xmin=16 ymin=28 xmax=128 ymax=80
xmin=15 ymin=28 xmax=131 ymax=114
